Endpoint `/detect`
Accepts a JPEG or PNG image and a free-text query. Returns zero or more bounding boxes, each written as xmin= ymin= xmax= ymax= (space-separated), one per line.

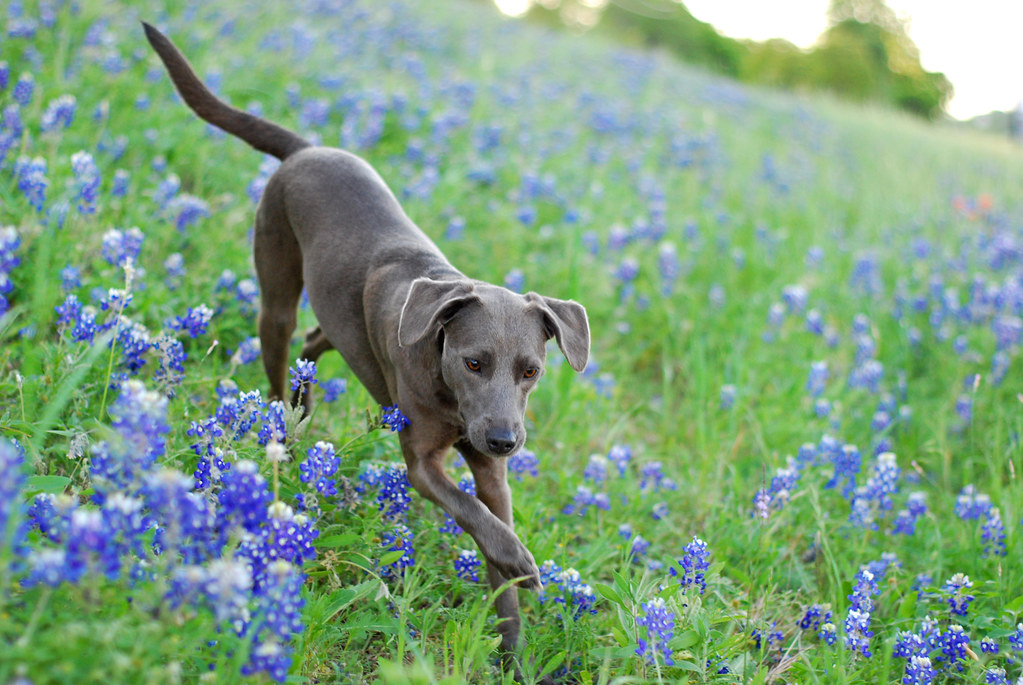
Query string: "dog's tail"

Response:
xmin=142 ymin=22 xmax=310 ymax=161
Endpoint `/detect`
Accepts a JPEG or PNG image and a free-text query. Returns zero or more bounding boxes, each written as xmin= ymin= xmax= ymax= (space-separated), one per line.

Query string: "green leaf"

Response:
xmin=317 ymin=533 xmax=361 ymax=549
xmin=1004 ymin=595 xmax=1023 ymax=614
xmin=322 ymin=580 xmax=382 ymax=621
xmin=379 ymin=550 xmax=407 ymax=566
xmin=611 ymin=626 xmax=629 ymax=647
xmin=897 ymin=590 xmax=918 ymax=619
xmin=538 ymin=651 xmax=565 ymax=678
xmin=672 ymin=629 xmax=700 ymax=650
xmin=24 ymin=475 xmax=71 ymax=495
xmin=594 ymin=582 xmax=622 ymax=605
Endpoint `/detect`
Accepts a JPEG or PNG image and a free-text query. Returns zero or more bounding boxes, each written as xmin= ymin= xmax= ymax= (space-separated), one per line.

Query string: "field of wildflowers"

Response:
xmin=1 ymin=0 xmax=1022 ymax=683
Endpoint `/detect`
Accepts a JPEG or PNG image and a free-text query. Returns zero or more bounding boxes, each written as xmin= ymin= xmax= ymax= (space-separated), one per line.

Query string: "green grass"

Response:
xmin=1 ymin=0 xmax=1022 ymax=683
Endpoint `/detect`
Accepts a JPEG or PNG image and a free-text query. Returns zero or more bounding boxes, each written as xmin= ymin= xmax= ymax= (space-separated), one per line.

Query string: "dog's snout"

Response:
xmin=485 ymin=428 xmax=517 ymax=455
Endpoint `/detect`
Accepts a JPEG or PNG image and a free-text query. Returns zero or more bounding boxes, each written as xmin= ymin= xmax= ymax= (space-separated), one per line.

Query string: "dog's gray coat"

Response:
xmin=143 ymin=22 xmax=590 ymax=665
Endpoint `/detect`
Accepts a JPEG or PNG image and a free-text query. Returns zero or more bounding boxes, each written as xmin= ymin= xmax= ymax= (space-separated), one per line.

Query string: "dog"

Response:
xmin=143 ymin=22 xmax=590 ymax=670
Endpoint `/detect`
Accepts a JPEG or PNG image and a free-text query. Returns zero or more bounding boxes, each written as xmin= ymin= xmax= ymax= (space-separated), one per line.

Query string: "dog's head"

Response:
xmin=398 ymin=278 xmax=589 ymax=457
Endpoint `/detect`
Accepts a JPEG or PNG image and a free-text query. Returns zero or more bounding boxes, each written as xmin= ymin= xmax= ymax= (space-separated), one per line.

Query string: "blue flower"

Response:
xmin=537 ymin=561 xmax=596 ymax=619
xmin=607 ymin=444 xmax=631 ymax=475
xmin=232 ymin=337 xmax=261 ymax=365
xmin=635 ymin=597 xmax=675 ymax=666
xmin=454 ymin=549 xmax=481 ymax=582
xmin=954 ymin=484 xmax=991 ymax=520
xmin=379 ymin=522 xmax=415 ymax=579
xmin=170 ymin=304 xmax=214 ymax=338
xmin=217 ymin=459 xmax=272 ymax=535
xmin=358 ymin=462 xmax=412 ymax=520
xmin=981 ymin=507 xmax=1007 ymax=557
xmin=670 ymin=535 xmax=709 ymax=594
xmin=844 ymin=568 xmax=879 ymax=658
xmin=13 ymin=72 xmax=34 ymax=106
xmin=90 ymin=381 xmax=170 ymax=498
xmin=101 ymin=227 xmax=145 ymax=267
xmin=942 ymin=573 xmax=974 ymax=617
xmin=71 ymin=150 xmax=100 ymax=214
xmin=321 ymin=378 xmax=346 ymax=402
xmin=299 ymin=441 xmax=340 ymax=497
xmin=0 ymin=438 xmax=27 ymax=554
xmin=15 ymin=155 xmax=48 ymax=212
xmin=508 ymin=449 xmax=539 ymax=480
xmin=903 ymin=655 xmax=936 ymax=685
xmin=380 ymin=405 xmax=410 ymax=432
xmin=289 ymin=358 xmax=318 ymax=393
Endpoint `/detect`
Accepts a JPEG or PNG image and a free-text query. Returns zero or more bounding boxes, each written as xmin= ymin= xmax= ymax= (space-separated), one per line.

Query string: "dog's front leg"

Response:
xmin=399 ymin=433 xmax=541 ymax=592
xmin=455 ymin=440 xmax=523 ymax=653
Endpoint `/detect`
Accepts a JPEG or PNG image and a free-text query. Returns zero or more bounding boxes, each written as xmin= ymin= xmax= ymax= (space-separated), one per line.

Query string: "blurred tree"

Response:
xmin=494 ymin=0 xmax=953 ymax=119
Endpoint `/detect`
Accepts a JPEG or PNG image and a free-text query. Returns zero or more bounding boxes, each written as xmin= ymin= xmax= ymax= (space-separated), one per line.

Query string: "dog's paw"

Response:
xmin=485 ymin=532 xmax=541 ymax=590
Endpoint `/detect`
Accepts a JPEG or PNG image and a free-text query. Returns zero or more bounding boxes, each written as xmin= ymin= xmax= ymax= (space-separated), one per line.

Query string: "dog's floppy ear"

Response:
xmin=398 ymin=278 xmax=478 ymax=347
xmin=526 ymin=293 xmax=590 ymax=372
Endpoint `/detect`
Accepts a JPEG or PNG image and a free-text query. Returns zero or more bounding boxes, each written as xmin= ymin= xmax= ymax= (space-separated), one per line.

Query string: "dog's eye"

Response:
xmin=464 ymin=358 xmax=482 ymax=373
xmin=523 ymin=367 xmax=538 ymax=379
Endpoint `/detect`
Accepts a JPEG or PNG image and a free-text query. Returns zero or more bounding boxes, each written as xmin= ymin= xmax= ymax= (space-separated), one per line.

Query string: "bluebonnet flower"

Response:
xmin=358 ymin=462 xmax=412 ymax=520
xmin=25 ymin=548 xmax=68 ymax=587
xmin=1 ymin=438 xmax=27 ymax=552
xmin=979 ymin=637 xmax=999 ymax=654
xmin=658 ymin=242 xmax=679 ymax=294
xmin=217 ymin=459 xmax=272 ymax=535
xmin=101 ymin=227 xmax=144 ymax=267
xmin=752 ymin=488 xmax=771 ymax=520
xmin=508 ymin=449 xmax=539 ymax=480
xmin=844 ymin=568 xmax=879 ymax=658
xmin=848 ymin=359 xmax=884 ymax=393
xmin=0 ymin=62 xmax=8 ymax=90
xmin=982 ymin=507 xmax=1007 ymax=557
xmin=168 ymin=194 xmax=210 ymax=231
xmin=236 ymin=278 xmax=260 ymax=315
xmin=257 ymin=401 xmax=287 ymax=446
xmin=942 ymin=573 xmax=974 ymax=616
xmin=955 ymin=484 xmax=992 ymax=520
xmin=381 ymin=405 xmax=410 ymax=432
xmin=1010 ymin=623 xmax=1023 ymax=652
xmin=90 ymin=381 xmax=170 ymax=498
xmin=15 ymin=156 xmax=48 ymax=212
xmin=849 ymin=452 xmax=900 ymax=529
xmin=240 ymin=502 xmax=317 ymax=587
xmin=629 ymin=535 xmax=650 ymax=558
xmin=111 ymin=169 xmax=129 ymax=197
xmin=321 ymin=377 xmax=346 ymax=402
xmin=892 ymin=491 xmax=927 ymax=535
xmin=799 ymin=604 xmax=833 ymax=633
xmin=635 ymin=597 xmax=675 ymax=666
xmin=170 ymin=304 xmax=214 ymax=338
xmin=232 ymin=336 xmax=261 ymax=365
xmin=152 ymin=173 xmax=180 ymax=208
xmin=152 ymin=334 xmax=187 ymax=389
xmin=940 ymin=624 xmax=970 ymax=671
xmin=806 ymin=360 xmax=828 ymax=396
xmin=564 ymin=485 xmax=610 ymax=516
xmin=650 ymin=501 xmax=668 ymax=519
xmin=719 ymin=384 xmax=736 ymax=409
xmin=825 ymin=443 xmax=861 ymax=498
xmin=40 ymin=94 xmax=76 ymax=132
xmin=60 ymin=264 xmax=81 ymax=292
xmin=583 ymin=454 xmax=608 ymax=484
xmin=163 ymin=253 xmax=185 ymax=286
xmin=379 ymin=522 xmax=415 ymax=579
xmin=537 ymin=561 xmax=596 ymax=619
xmin=299 ymin=441 xmax=340 ymax=497
xmin=143 ymin=468 xmax=218 ymax=564
xmin=70 ymin=150 xmax=100 ymax=214
xmin=454 ymin=549 xmax=481 ymax=582
xmin=751 ymin=621 xmax=784 ymax=652
xmin=670 ymin=536 xmax=709 ymax=594
xmin=13 ymin=73 xmax=34 ymax=106
xmin=289 ymin=358 xmax=317 ymax=393
xmin=903 ymin=655 xmax=936 ymax=685
xmin=607 ymin=444 xmax=632 ymax=476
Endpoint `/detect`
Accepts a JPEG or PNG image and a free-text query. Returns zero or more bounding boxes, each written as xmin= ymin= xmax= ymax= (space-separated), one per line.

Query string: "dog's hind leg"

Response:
xmin=254 ymin=184 xmax=304 ymax=403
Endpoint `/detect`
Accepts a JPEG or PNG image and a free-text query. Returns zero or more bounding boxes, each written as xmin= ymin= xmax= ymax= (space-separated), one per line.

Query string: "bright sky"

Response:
xmin=678 ymin=0 xmax=1021 ymax=120
xmin=493 ymin=0 xmax=1021 ymax=120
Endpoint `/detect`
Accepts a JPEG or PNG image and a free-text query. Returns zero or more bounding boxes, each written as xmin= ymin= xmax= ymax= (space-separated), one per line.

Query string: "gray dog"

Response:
xmin=144 ymin=22 xmax=590 ymax=670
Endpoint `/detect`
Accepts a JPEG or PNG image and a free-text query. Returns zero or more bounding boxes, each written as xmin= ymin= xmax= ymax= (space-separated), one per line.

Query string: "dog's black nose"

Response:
xmin=486 ymin=429 xmax=517 ymax=455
